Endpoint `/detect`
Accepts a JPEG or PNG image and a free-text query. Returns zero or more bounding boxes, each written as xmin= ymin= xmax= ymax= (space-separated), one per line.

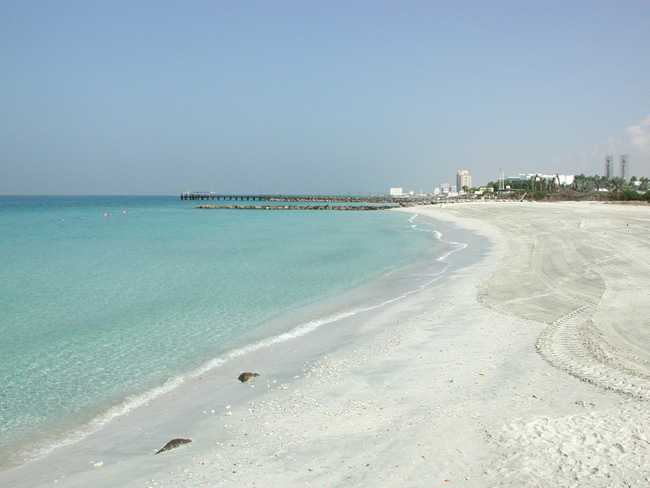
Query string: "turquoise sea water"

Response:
xmin=0 ymin=195 xmax=450 ymax=467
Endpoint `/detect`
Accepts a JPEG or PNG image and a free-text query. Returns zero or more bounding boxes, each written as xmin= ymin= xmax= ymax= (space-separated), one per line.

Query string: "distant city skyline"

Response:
xmin=2 ymin=2 xmax=650 ymax=195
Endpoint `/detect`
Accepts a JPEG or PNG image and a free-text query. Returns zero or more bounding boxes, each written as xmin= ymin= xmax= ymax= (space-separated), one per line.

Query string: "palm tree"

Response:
xmin=610 ymin=177 xmax=627 ymax=192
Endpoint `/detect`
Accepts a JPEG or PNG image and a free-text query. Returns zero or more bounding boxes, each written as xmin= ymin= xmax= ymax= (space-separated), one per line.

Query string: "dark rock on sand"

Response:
xmin=238 ymin=372 xmax=260 ymax=383
xmin=155 ymin=438 xmax=192 ymax=454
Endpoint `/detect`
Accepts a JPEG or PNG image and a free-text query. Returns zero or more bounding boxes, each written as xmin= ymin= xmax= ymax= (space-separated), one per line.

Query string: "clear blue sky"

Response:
xmin=2 ymin=1 xmax=649 ymax=195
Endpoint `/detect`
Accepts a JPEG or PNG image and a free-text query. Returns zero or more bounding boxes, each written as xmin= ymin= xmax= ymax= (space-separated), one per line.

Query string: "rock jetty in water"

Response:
xmin=195 ymin=204 xmax=399 ymax=210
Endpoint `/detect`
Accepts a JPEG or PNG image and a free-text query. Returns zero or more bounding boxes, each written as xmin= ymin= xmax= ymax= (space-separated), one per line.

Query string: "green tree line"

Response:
xmin=483 ymin=174 xmax=650 ymax=202
xmin=486 ymin=175 xmax=649 ymax=192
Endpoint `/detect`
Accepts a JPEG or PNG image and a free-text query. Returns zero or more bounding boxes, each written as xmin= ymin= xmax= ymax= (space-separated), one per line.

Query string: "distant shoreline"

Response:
xmin=182 ymin=189 xmax=650 ymax=205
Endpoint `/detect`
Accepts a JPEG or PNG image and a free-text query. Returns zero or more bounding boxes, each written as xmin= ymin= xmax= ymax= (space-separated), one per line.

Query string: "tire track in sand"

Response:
xmin=536 ymin=299 xmax=650 ymax=401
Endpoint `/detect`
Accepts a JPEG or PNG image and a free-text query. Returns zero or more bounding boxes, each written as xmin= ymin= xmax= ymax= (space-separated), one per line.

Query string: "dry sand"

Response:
xmin=2 ymin=201 xmax=650 ymax=487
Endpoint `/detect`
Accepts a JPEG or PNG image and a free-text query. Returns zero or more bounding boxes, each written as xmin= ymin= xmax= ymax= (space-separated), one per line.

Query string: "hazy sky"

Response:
xmin=2 ymin=1 xmax=650 ymax=195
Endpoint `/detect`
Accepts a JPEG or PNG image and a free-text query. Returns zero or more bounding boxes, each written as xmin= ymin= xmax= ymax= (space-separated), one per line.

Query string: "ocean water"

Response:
xmin=0 ymin=195 xmax=453 ymax=467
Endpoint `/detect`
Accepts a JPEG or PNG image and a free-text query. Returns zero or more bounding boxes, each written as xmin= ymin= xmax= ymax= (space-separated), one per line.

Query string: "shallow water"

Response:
xmin=0 ymin=196 xmax=449 ymax=467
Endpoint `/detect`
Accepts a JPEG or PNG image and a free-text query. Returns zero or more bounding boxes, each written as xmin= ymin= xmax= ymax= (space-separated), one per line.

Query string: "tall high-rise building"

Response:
xmin=457 ymin=170 xmax=472 ymax=192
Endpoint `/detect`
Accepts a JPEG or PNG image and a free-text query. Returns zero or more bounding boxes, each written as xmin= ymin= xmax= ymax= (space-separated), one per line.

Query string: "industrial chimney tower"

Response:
xmin=605 ymin=155 xmax=613 ymax=178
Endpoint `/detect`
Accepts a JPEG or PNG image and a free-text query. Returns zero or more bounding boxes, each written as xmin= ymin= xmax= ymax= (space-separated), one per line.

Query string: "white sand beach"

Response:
xmin=3 ymin=201 xmax=650 ymax=488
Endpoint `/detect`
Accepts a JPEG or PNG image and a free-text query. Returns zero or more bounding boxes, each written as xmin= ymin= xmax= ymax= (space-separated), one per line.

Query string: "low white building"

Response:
xmin=390 ymin=187 xmax=404 ymax=196
xmin=557 ymin=174 xmax=575 ymax=186
xmin=506 ymin=173 xmax=575 ymax=186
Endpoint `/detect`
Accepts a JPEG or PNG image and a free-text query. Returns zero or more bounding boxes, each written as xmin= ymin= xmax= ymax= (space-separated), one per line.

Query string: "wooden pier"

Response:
xmin=180 ymin=192 xmax=435 ymax=204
